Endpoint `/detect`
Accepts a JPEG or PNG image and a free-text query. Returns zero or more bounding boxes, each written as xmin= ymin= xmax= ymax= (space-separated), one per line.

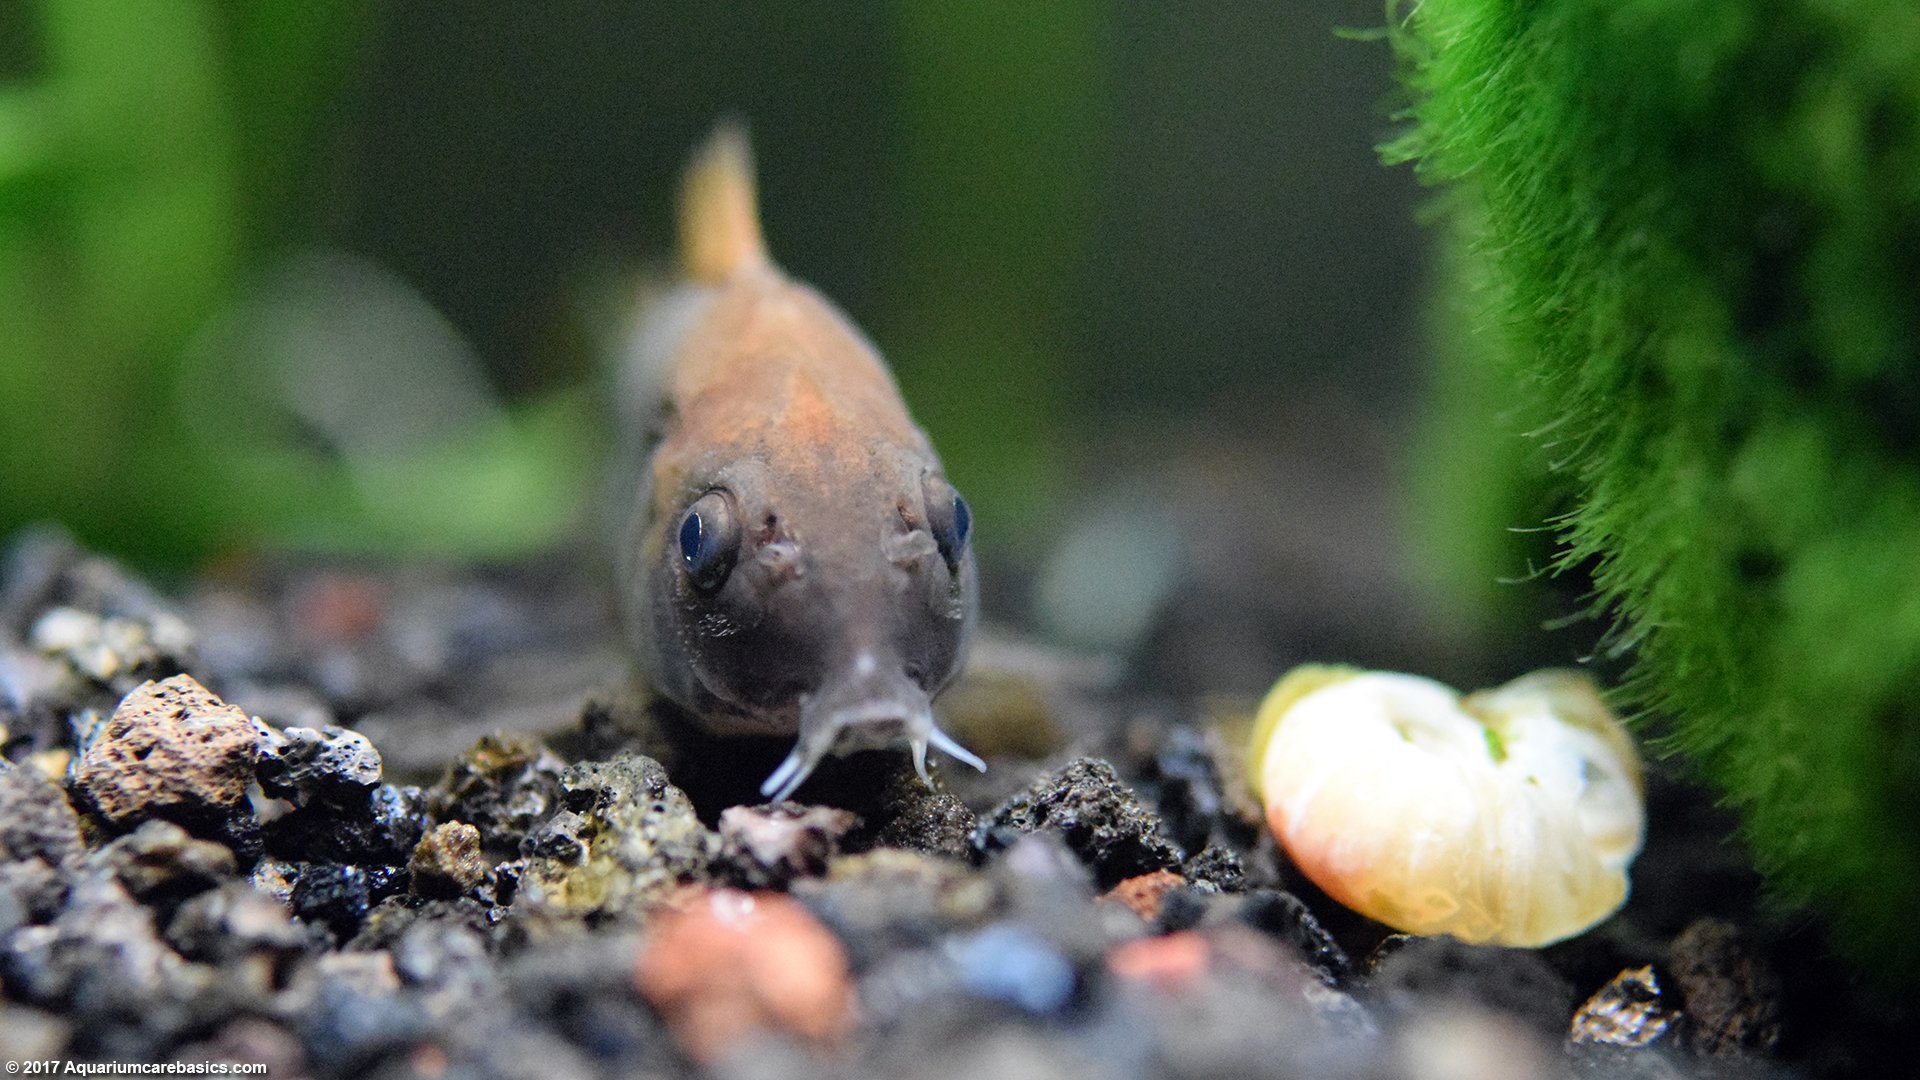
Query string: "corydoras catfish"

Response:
xmin=615 ymin=126 xmax=985 ymax=802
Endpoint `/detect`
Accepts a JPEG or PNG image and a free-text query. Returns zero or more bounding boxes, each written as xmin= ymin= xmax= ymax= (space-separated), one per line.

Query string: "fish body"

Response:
xmin=616 ymin=127 xmax=984 ymax=800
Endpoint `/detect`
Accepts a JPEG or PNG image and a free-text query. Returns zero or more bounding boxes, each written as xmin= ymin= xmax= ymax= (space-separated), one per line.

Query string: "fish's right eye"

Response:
xmin=678 ymin=490 xmax=741 ymax=593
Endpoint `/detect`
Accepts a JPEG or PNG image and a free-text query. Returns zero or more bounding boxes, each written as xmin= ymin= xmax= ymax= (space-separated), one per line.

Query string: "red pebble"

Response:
xmin=633 ymin=887 xmax=855 ymax=1063
xmin=1108 ymin=930 xmax=1212 ymax=990
xmin=1099 ymin=869 xmax=1187 ymax=922
xmin=290 ymin=574 xmax=384 ymax=644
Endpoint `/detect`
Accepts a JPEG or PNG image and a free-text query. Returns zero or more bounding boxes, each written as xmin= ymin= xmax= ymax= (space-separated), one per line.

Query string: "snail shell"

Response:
xmin=1248 ymin=666 xmax=1644 ymax=947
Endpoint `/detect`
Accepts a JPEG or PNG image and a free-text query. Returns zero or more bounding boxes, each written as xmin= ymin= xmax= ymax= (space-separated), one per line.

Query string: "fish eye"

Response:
xmin=924 ymin=476 xmax=972 ymax=569
xmin=677 ymin=490 xmax=741 ymax=592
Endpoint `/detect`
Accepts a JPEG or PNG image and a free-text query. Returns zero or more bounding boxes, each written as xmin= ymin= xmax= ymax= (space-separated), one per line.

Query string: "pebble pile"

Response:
xmin=0 ymin=530 xmax=1877 ymax=1078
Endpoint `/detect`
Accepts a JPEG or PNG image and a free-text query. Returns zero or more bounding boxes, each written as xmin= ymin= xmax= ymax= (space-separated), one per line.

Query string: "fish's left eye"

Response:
xmin=924 ymin=476 xmax=971 ymax=569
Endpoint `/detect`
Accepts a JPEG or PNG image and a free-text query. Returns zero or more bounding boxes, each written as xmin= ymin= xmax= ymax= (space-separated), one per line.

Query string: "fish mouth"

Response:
xmin=758 ymin=679 xmax=986 ymax=802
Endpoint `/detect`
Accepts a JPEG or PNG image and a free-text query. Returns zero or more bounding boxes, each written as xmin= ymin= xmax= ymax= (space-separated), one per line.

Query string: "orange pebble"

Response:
xmin=1099 ymin=869 xmax=1186 ymax=923
xmin=1107 ymin=931 xmax=1211 ymax=991
xmin=633 ymin=888 xmax=855 ymax=1063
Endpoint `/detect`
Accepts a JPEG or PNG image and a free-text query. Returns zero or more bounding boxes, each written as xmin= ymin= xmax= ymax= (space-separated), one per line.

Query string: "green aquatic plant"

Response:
xmin=1388 ymin=0 xmax=1920 ymax=973
xmin=1 ymin=0 xmax=590 ymax=563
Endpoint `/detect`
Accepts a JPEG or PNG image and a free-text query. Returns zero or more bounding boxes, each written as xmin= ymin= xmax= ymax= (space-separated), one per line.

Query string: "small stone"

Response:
xmin=2 ymin=871 xmax=210 ymax=1016
xmin=1394 ymin=1007 xmax=1561 ymax=1080
xmin=172 ymin=1019 xmax=309 ymax=1080
xmin=409 ymin=822 xmax=488 ymax=899
xmin=315 ymin=949 xmax=402 ymax=995
xmin=1668 ymin=918 xmax=1781 ymax=1058
xmin=165 ymin=881 xmax=318 ymax=964
xmin=256 ymin=722 xmax=383 ymax=804
xmin=866 ymin=769 xmax=976 ymax=859
xmin=1107 ymin=930 xmax=1211 ymax=990
xmin=1145 ymin=724 xmax=1236 ymax=855
xmin=292 ymin=950 xmax=429 ymax=1070
xmin=516 ymin=753 xmax=716 ymax=921
xmin=388 ymin=914 xmax=493 ymax=999
xmin=428 ymin=735 xmax=566 ymax=860
xmin=1367 ymin=935 xmax=1575 ymax=1038
xmin=792 ymin=850 xmax=997 ymax=970
xmin=972 ymin=757 xmax=1186 ymax=888
xmin=1181 ymin=843 xmax=1246 ymax=892
xmin=1236 ymin=890 xmax=1349 ymax=983
xmin=23 ymin=750 xmax=69 ymax=785
xmin=1570 ymin=965 xmax=1677 ymax=1048
xmin=250 ymin=859 xmax=298 ymax=906
xmin=0 ymin=1004 xmax=70 ymax=1061
xmin=0 ymin=763 xmax=84 ymax=868
xmin=947 ymin=923 xmax=1080 ymax=1015
xmin=290 ymin=864 xmax=407 ymax=939
xmin=265 ymin=782 xmax=426 ymax=866
xmin=633 ymin=888 xmax=854 ymax=1063
xmin=1101 ymin=869 xmax=1186 ymax=923
xmin=718 ymin=803 xmax=858 ymax=889
xmin=98 ymin=819 xmax=237 ymax=901
xmin=0 ymin=860 xmax=67 ymax=934
xmin=74 ymin=675 xmax=258 ymax=828
xmin=30 ymin=606 xmax=196 ymax=687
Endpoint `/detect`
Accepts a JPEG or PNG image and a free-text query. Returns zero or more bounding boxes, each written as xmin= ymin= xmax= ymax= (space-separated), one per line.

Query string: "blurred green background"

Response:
xmin=3 ymin=0 xmax=1464 ymax=690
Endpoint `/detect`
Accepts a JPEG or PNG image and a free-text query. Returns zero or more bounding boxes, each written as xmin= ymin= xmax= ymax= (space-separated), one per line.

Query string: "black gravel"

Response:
xmin=0 ymin=528 xmax=1907 ymax=1079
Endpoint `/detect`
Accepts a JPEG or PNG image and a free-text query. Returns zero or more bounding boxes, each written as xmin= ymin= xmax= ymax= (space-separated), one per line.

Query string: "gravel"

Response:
xmin=0 ymin=530 xmax=1901 ymax=1078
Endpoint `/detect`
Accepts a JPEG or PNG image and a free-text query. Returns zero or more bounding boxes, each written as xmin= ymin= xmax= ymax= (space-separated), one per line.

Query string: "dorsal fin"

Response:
xmin=679 ymin=122 xmax=769 ymax=283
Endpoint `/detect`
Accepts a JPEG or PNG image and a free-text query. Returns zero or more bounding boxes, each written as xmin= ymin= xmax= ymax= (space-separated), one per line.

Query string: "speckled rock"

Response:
xmin=1667 ymin=919 xmax=1781 ymax=1058
xmin=256 ymin=722 xmax=383 ymax=804
xmin=516 ymin=752 xmax=716 ymax=921
xmin=633 ymin=888 xmax=855 ymax=1063
xmin=73 ymin=675 xmax=258 ymax=829
xmin=1569 ymin=965 xmax=1677 ymax=1048
xmin=290 ymin=864 xmax=407 ymax=939
xmin=429 ymin=734 xmax=567 ymax=861
xmin=264 ymin=781 xmax=427 ymax=866
xmin=973 ymin=758 xmax=1186 ymax=889
xmin=718 ymin=803 xmax=859 ymax=889
xmin=1180 ymin=842 xmax=1247 ymax=892
xmin=863 ymin=768 xmax=976 ymax=859
xmin=409 ymin=821 xmax=489 ymax=899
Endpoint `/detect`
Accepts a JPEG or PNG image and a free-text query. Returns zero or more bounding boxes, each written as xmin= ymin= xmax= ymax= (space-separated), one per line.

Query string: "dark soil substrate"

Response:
xmin=0 ymin=527 xmax=1909 ymax=1079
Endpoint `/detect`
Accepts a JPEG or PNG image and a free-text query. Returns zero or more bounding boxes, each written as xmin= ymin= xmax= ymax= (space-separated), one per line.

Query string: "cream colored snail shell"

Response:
xmin=1247 ymin=666 xmax=1644 ymax=947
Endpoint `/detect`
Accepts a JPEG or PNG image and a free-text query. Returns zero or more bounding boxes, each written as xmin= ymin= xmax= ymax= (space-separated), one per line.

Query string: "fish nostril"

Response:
xmin=884 ymin=530 xmax=939 ymax=567
xmin=755 ymin=540 xmax=805 ymax=584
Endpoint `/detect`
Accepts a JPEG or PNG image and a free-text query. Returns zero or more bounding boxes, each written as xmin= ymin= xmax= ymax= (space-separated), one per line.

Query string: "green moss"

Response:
xmin=1389 ymin=0 xmax=1920 ymax=973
